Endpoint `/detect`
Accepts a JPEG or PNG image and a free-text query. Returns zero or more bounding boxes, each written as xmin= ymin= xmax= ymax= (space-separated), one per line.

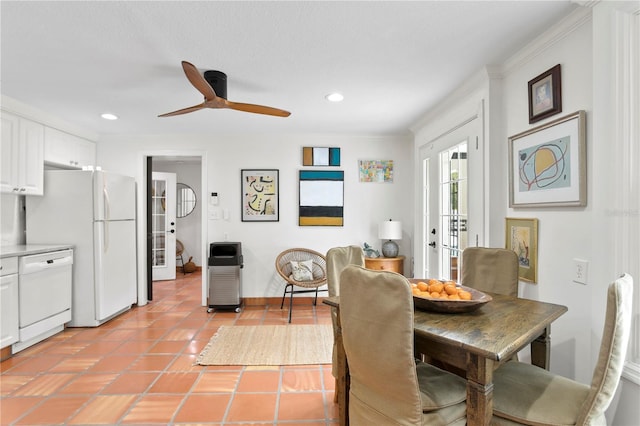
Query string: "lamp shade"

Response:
xmin=378 ymin=220 xmax=402 ymax=240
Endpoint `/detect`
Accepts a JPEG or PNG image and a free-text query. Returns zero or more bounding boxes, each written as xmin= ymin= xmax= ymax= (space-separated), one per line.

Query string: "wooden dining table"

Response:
xmin=323 ymin=292 xmax=568 ymax=426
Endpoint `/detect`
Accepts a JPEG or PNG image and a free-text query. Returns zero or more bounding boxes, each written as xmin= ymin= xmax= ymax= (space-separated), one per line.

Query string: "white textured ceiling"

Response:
xmin=1 ymin=1 xmax=578 ymax=137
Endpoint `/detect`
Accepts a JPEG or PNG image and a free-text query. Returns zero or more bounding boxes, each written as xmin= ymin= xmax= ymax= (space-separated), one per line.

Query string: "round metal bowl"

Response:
xmin=409 ymin=279 xmax=492 ymax=313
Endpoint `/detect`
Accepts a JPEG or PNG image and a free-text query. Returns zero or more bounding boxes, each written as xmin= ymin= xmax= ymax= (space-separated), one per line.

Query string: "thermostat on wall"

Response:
xmin=210 ymin=192 xmax=219 ymax=205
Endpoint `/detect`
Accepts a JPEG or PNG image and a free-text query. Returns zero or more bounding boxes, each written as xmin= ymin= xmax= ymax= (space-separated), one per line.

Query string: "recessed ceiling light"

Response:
xmin=101 ymin=113 xmax=118 ymax=120
xmin=325 ymin=93 xmax=344 ymax=102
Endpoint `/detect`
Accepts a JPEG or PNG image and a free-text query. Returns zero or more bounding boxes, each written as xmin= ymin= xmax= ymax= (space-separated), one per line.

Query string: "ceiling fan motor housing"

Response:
xmin=204 ymin=70 xmax=227 ymax=99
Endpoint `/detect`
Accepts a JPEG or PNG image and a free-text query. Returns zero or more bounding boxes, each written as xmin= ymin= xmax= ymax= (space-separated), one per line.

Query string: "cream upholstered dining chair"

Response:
xmin=275 ymin=248 xmax=328 ymax=323
xmin=491 ymin=273 xmax=634 ymax=426
xmin=461 ymin=247 xmax=519 ymax=296
xmin=326 ymin=245 xmax=365 ymax=402
xmin=339 ymin=265 xmax=467 ymax=425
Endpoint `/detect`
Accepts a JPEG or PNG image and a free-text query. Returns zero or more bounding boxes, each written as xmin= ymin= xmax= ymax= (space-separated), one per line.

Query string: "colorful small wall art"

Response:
xmin=358 ymin=160 xmax=393 ymax=183
xmin=302 ymin=147 xmax=341 ymax=166
xmin=299 ymin=170 xmax=344 ymax=226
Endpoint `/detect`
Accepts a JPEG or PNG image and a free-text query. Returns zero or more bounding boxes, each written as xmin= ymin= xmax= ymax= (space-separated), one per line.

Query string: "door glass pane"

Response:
xmin=152 ymin=179 xmax=167 ymax=267
xmin=422 ymin=158 xmax=430 ymax=279
xmin=439 ymin=142 xmax=467 ymax=281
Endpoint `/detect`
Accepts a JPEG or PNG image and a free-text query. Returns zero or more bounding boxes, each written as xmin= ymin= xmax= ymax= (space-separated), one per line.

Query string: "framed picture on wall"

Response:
xmin=241 ymin=169 xmax=279 ymax=222
xmin=509 ymin=110 xmax=586 ymax=208
xmin=528 ymin=64 xmax=562 ymax=124
xmin=505 ymin=217 xmax=538 ymax=283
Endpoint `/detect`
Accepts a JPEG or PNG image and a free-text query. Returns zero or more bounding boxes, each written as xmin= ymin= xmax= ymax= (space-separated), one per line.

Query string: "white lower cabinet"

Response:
xmin=44 ymin=127 xmax=96 ymax=169
xmin=0 ymin=257 xmax=19 ymax=349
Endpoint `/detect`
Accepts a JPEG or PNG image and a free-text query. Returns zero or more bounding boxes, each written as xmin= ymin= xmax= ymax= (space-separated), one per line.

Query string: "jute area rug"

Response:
xmin=196 ymin=324 xmax=333 ymax=366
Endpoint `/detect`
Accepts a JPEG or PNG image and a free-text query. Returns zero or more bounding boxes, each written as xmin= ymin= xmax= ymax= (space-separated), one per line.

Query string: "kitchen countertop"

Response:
xmin=1 ymin=244 xmax=74 ymax=258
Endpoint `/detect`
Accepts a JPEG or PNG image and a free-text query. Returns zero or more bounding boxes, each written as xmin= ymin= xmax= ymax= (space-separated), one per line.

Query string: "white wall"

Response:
xmin=98 ymin=133 xmax=414 ymax=300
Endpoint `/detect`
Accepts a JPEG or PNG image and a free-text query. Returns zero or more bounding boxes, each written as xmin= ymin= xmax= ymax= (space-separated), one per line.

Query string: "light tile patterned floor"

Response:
xmin=0 ymin=271 xmax=338 ymax=425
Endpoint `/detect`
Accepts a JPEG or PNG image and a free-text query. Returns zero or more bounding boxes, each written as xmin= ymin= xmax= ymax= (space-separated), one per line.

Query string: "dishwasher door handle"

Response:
xmin=20 ymin=255 xmax=73 ymax=275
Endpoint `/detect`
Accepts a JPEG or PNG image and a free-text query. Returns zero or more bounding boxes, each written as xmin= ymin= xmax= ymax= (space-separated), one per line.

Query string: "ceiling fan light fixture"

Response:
xmin=101 ymin=113 xmax=118 ymax=120
xmin=326 ymin=92 xmax=344 ymax=102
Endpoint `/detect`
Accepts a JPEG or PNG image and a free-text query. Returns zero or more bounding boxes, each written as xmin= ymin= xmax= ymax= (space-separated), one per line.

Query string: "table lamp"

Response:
xmin=378 ymin=219 xmax=402 ymax=258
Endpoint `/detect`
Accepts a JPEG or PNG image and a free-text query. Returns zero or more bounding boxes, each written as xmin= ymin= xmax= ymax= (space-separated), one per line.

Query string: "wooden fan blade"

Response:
xmin=158 ymin=103 xmax=206 ymax=117
xmin=181 ymin=61 xmax=217 ymax=100
xmin=227 ymin=101 xmax=291 ymax=117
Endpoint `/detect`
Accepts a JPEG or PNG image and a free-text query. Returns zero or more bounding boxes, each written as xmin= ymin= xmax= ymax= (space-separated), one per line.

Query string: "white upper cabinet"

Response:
xmin=1 ymin=111 xmax=44 ymax=195
xmin=44 ymin=127 xmax=96 ymax=169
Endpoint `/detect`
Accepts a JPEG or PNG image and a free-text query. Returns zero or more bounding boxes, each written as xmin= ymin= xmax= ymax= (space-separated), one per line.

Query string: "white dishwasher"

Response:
xmin=14 ymin=249 xmax=73 ymax=352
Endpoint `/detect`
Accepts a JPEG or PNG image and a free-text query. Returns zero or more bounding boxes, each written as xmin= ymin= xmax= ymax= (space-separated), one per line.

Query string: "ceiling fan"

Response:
xmin=158 ymin=61 xmax=291 ymax=118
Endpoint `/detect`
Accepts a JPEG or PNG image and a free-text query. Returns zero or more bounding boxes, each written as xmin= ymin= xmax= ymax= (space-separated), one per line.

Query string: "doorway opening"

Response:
xmin=145 ymin=155 xmax=204 ymax=302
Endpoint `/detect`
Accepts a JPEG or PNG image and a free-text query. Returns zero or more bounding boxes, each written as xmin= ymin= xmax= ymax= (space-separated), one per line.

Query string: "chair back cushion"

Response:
xmin=326 ymin=246 xmax=365 ymax=297
xmin=339 ymin=265 xmax=422 ymax=425
xmin=578 ymin=273 xmax=634 ymax=424
xmin=461 ymin=247 xmax=519 ymax=296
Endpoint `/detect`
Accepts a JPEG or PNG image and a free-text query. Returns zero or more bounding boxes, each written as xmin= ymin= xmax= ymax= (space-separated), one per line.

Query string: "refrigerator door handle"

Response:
xmin=103 ymin=186 xmax=111 ymax=222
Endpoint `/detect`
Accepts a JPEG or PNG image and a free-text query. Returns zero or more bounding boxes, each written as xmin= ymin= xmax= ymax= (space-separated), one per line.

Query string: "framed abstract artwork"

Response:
xmin=358 ymin=160 xmax=393 ymax=183
xmin=302 ymin=147 xmax=341 ymax=166
xmin=298 ymin=170 xmax=344 ymax=226
xmin=528 ymin=64 xmax=562 ymax=124
xmin=241 ymin=169 xmax=279 ymax=222
xmin=509 ymin=110 xmax=586 ymax=208
xmin=505 ymin=217 xmax=538 ymax=283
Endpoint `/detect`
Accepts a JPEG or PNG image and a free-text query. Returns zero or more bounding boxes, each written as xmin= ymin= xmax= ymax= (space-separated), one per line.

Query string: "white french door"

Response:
xmin=420 ymin=116 xmax=483 ymax=281
xmin=151 ymin=172 xmax=177 ymax=281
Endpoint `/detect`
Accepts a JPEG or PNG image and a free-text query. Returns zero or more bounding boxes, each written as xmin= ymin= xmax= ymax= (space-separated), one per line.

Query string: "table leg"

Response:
xmin=531 ymin=325 xmax=551 ymax=370
xmin=465 ymin=353 xmax=495 ymax=426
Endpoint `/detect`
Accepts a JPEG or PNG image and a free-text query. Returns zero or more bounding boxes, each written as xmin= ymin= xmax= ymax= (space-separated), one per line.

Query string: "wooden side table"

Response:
xmin=364 ymin=256 xmax=405 ymax=275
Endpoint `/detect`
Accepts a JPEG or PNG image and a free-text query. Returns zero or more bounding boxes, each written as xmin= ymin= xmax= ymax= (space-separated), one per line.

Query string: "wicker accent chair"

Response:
xmin=275 ymin=248 xmax=328 ymax=323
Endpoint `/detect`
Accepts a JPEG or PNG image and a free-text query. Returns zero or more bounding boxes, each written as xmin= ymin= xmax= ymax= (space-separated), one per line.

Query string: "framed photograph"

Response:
xmin=528 ymin=64 xmax=562 ymax=123
xmin=509 ymin=110 xmax=586 ymax=208
xmin=241 ymin=169 xmax=279 ymax=222
xmin=505 ymin=217 xmax=538 ymax=283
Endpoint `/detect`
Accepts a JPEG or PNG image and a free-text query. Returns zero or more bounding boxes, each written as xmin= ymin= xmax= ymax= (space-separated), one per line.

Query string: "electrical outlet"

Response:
xmin=573 ymin=259 xmax=588 ymax=285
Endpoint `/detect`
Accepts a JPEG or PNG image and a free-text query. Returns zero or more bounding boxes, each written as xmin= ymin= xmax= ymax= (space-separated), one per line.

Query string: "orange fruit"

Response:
xmin=444 ymin=283 xmax=458 ymax=295
xmin=448 ymin=294 xmax=461 ymax=300
xmin=428 ymin=282 xmax=444 ymax=294
xmin=428 ymin=278 xmax=441 ymax=286
xmin=412 ymin=287 xmax=421 ymax=295
xmin=416 ymin=281 xmax=429 ymax=292
xmin=430 ymin=291 xmax=441 ymax=298
xmin=458 ymin=290 xmax=472 ymax=300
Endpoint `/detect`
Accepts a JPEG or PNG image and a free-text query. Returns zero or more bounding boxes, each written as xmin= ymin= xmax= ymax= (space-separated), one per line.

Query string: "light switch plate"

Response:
xmin=573 ymin=259 xmax=588 ymax=284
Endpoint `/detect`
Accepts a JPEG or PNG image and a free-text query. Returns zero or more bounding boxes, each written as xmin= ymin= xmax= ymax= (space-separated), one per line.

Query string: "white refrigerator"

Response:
xmin=26 ymin=170 xmax=137 ymax=327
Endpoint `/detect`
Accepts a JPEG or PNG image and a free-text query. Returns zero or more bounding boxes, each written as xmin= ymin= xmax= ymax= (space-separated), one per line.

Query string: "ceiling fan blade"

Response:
xmin=158 ymin=103 xmax=206 ymax=117
xmin=227 ymin=101 xmax=291 ymax=117
xmin=181 ymin=61 xmax=217 ymax=101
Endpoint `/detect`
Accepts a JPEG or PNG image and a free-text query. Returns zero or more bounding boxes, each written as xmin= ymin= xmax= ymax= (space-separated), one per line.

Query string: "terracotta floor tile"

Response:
xmin=14 ymin=395 xmax=90 ymax=425
xmin=127 ymin=354 xmax=175 ymax=372
xmin=162 ymin=328 xmax=197 ymax=341
xmin=278 ymin=392 xmax=328 ymax=421
xmin=192 ymin=371 xmax=241 ymax=392
xmin=59 ymin=373 xmax=117 ymax=394
xmin=49 ymin=355 xmax=101 ymax=372
xmin=173 ymin=393 xmax=231 ymax=423
xmin=89 ymin=355 xmax=139 ymax=372
xmin=68 ymin=394 xmax=138 ymax=424
xmin=120 ymin=394 xmax=183 ymax=424
xmin=13 ymin=373 xmax=76 ymax=396
xmin=0 ymin=396 xmax=44 ymax=424
xmin=148 ymin=340 xmax=188 ymax=354
xmin=226 ymin=393 xmax=278 ymax=422
xmin=76 ymin=340 xmax=124 ymax=355
xmin=236 ymin=370 xmax=281 ymax=392
xmin=282 ymin=368 xmax=324 ymax=391
xmin=166 ymin=353 xmax=199 ymax=371
xmin=0 ymin=374 xmax=33 ymax=395
xmin=148 ymin=371 xmax=199 ymax=393
xmin=102 ymin=372 xmax=157 ymax=394
xmin=114 ymin=340 xmax=156 ymax=354
xmin=4 ymin=355 xmax=64 ymax=374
